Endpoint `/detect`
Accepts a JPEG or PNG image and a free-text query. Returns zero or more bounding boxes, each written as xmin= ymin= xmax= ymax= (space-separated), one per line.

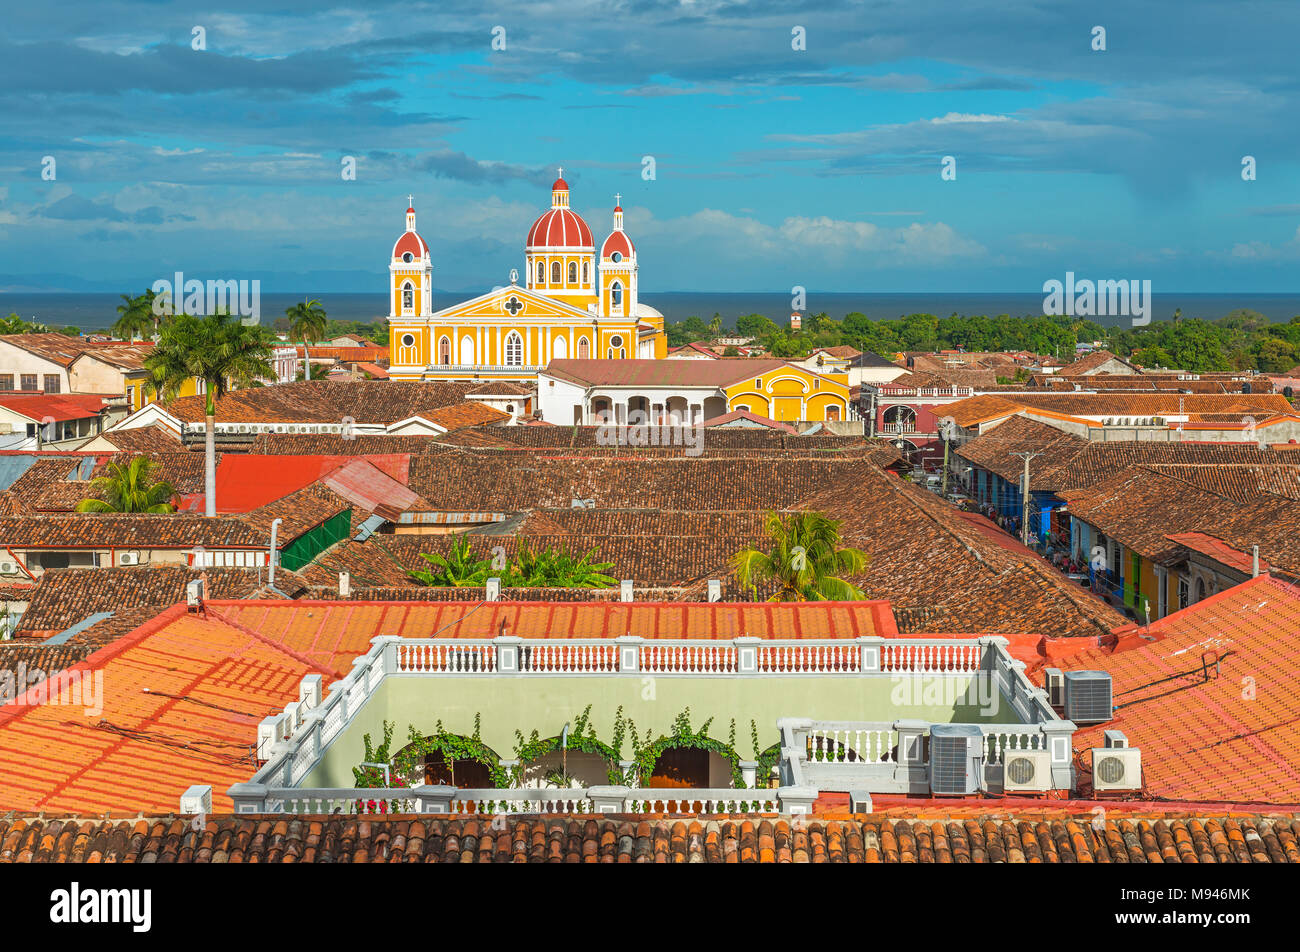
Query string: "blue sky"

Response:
xmin=2 ymin=0 xmax=1299 ymax=294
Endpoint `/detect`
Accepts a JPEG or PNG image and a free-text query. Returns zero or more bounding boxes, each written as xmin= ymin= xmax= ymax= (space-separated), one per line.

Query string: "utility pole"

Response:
xmin=1010 ymin=451 xmax=1045 ymax=547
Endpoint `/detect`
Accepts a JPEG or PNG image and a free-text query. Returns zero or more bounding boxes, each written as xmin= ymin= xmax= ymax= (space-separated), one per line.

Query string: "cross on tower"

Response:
xmin=407 ymin=194 xmax=413 ymax=207
xmin=504 ymin=296 xmax=524 ymax=316
xmin=615 ymin=192 xmax=621 ymax=206
xmin=557 ymin=167 xmax=563 ymax=179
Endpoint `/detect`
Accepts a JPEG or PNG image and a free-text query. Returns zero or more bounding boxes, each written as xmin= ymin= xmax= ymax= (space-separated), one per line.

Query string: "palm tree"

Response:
xmin=732 ymin=510 xmax=868 ymax=601
xmin=145 ymin=311 xmax=275 ymax=517
xmin=286 ymin=299 xmax=328 ymax=381
xmin=76 ymin=457 xmax=176 ymax=513
xmin=113 ymin=290 xmax=159 ymax=341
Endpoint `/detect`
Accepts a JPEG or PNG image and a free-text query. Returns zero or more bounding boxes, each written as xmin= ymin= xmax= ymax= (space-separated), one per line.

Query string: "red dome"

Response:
xmin=527 ymin=208 xmax=594 ymax=248
xmin=552 ymin=176 xmax=569 ymax=191
xmin=601 ymin=229 xmax=634 ymax=259
xmin=392 ymin=230 xmax=429 ymax=260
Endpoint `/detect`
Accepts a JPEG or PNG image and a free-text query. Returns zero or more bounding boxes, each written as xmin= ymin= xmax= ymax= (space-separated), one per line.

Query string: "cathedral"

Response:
xmin=387 ymin=173 xmax=667 ymax=381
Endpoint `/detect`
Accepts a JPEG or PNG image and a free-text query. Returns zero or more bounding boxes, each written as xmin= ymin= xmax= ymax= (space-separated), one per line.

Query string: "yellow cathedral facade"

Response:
xmin=387 ymin=173 xmax=667 ymax=381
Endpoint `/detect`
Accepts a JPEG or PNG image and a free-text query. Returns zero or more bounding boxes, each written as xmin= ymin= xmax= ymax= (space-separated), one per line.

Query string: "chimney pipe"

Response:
xmin=268 ymin=517 xmax=282 ymax=587
xmin=1252 ymin=545 xmax=1260 ymax=578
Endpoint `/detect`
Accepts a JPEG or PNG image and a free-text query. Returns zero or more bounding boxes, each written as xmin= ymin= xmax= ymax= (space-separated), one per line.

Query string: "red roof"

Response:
xmin=701 ymin=409 xmax=797 ymax=433
xmin=1167 ymin=531 xmax=1270 ymax=576
xmin=1039 ymin=574 xmax=1300 ymax=803
xmin=0 ymin=393 xmax=108 ymax=422
xmin=601 ymin=228 xmax=634 ymax=259
xmin=392 ymin=230 xmax=429 ymax=260
xmin=194 ymin=453 xmax=411 ymax=513
xmin=527 ymin=207 xmax=594 ymax=248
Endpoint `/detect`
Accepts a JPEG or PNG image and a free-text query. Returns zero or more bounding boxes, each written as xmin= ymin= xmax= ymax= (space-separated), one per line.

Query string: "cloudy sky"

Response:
xmin=2 ymin=0 xmax=1299 ymax=293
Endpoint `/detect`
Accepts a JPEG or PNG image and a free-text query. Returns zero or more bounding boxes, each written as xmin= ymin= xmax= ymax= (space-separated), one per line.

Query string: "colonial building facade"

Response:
xmin=388 ymin=175 xmax=667 ymax=382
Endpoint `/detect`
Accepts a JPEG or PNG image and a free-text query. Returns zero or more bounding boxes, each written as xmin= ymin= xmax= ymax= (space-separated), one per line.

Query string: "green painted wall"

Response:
xmin=299 ymin=674 xmax=1018 ymax=788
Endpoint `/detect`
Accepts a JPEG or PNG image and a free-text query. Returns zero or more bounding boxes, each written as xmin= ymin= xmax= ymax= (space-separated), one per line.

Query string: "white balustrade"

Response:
xmin=981 ymin=728 xmax=1046 ymax=764
xmin=640 ymin=643 xmax=737 ymax=673
xmin=805 ymin=726 xmax=897 ymax=764
xmin=880 ymin=640 xmax=982 ymax=673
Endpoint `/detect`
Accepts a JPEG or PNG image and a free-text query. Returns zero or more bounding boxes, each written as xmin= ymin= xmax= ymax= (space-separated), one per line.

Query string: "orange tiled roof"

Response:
xmin=1040 ymin=575 xmax=1300 ymax=803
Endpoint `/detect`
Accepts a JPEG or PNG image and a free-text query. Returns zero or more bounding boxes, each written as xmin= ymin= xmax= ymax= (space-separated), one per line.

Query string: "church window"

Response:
xmin=401 ymin=334 xmax=415 ymax=347
xmin=611 ymin=282 xmax=623 ymax=309
xmin=568 ymin=261 xmax=577 ymax=284
xmin=505 ymin=332 xmax=523 ymax=366
xmin=578 ymin=337 xmax=590 ymax=359
xmin=551 ymin=261 xmax=561 ymax=283
xmin=582 ymin=261 xmax=589 ymax=283
xmin=402 ymin=252 xmax=413 ymax=263
xmin=402 ymin=282 xmax=414 ymax=311
xmin=611 ymin=251 xmax=622 ymax=263
xmin=537 ymin=260 xmax=545 ymax=284
xmin=610 ymin=335 xmax=623 ymax=348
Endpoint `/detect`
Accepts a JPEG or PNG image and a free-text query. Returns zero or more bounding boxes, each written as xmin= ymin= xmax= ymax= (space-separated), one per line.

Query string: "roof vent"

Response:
xmin=928 ymin=724 xmax=984 ymax=796
xmin=1064 ymin=670 xmax=1113 ymax=723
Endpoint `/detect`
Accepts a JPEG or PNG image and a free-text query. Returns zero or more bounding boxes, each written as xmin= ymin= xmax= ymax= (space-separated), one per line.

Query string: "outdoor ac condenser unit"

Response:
xmin=0 ymin=562 xmax=17 ymax=575
xmin=1091 ymin=747 xmax=1142 ymax=793
xmin=1064 ymin=670 xmax=1113 ymax=723
xmin=928 ymin=724 xmax=984 ymax=795
xmin=119 ymin=553 xmax=139 ymax=565
xmin=1002 ymin=748 xmax=1052 ymax=794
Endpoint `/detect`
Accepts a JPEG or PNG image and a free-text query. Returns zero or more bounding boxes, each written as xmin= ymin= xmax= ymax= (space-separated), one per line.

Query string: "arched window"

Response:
xmin=439 ymin=336 xmax=451 ymax=365
xmin=611 ymin=282 xmax=623 ymax=310
xmin=551 ymin=261 xmax=561 ymax=283
xmin=504 ymin=331 xmax=523 ymax=366
xmin=536 ymin=260 xmax=545 ymax=284
xmin=402 ymin=282 xmax=413 ymax=311
xmin=582 ymin=260 xmax=589 ymax=283
xmin=460 ymin=335 xmax=475 ymax=365
xmin=578 ymin=337 xmax=590 ymax=359
xmin=568 ymin=261 xmax=577 ymax=284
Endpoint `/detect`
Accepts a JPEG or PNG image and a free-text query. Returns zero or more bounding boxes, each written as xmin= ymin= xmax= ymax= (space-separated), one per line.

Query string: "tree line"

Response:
xmin=667 ymin=308 xmax=1300 ymax=373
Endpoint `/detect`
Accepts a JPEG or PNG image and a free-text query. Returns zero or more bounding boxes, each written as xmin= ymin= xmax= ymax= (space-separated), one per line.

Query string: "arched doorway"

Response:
xmin=646 ymin=745 xmax=734 ymax=788
xmin=422 ymin=750 xmax=494 ymax=788
xmin=882 ymin=405 xmax=916 ymax=433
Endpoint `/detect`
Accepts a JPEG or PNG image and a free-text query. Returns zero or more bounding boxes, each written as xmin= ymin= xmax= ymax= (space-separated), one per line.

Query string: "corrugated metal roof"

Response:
xmin=45 ymin=611 xmax=114 ymax=645
xmin=0 ymin=456 xmax=37 ymax=491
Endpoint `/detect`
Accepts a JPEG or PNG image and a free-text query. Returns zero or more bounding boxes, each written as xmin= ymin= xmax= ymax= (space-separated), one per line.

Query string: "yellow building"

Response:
xmin=538 ymin=358 xmax=850 ymax=425
xmin=388 ymin=175 xmax=667 ymax=381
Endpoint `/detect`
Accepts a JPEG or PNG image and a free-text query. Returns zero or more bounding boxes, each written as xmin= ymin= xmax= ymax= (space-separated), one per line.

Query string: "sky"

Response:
xmin=1 ymin=1 xmax=1299 ymax=295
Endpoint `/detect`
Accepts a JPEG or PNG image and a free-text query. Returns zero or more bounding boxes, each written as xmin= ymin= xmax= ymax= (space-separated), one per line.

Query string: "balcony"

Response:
xmin=193 ymin=631 xmax=1076 ymax=815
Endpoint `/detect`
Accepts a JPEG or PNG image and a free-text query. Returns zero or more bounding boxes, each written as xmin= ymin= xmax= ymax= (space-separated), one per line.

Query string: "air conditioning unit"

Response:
xmin=0 ymin=561 xmax=18 ymax=576
xmin=119 ymin=552 xmax=139 ymax=565
xmin=1092 ymin=747 xmax=1142 ymax=793
xmin=928 ymin=724 xmax=984 ymax=796
xmin=1002 ymin=748 xmax=1052 ymax=794
xmin=1064 ymin=670 xmax=1113 ymax=723
xmin=1043 ymin=667 xmax=1065 ymax=708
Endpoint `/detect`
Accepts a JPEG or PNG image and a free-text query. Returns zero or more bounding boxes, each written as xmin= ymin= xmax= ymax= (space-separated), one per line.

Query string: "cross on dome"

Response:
xmin=407 ymin=194 xmax=413 ymax=206
xmin=557 ymin=167 xmax=563 ymax=179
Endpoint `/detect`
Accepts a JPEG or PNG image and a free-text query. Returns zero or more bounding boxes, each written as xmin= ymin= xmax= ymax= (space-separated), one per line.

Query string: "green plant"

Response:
xmin=628 ymin=706 xmax=746 ymax=788
xmin=409 ymin=538 xmax=617 ymax=589
xmin=75 ymin=456 xmax=176 ymax=513
xmin=112 ymin=289 xmax=159 ymax=341
xmin=732 ymin=510 xmax=868 ymax=601
xmin=285 ymin=298 xmax=327 ymax=381
xmin=146 ymin=311 xmax=276 ymax=517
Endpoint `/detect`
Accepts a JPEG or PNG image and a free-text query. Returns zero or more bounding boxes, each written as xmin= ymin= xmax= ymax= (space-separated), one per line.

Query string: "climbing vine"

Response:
xmin=627 ymin=707 xmax=746 ymax=789
xmin=511 ymin=705 xmax=622 ymax=785
xmin=390 ymin=714 xmax=512 ymax=789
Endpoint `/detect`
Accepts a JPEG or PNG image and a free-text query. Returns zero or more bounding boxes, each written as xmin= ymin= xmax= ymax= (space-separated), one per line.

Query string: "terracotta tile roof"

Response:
xmin=11 ymin=566 xmax=299 ymax=640
xmin=1060 ymin=466 xmax=1300 ymax=574
xmin=1056 ymin=350 xmax=1139 ymax=375
xmin=90 ymin=425 xmax=184 ymax=453
xmin=212 ymin=598 xmax=899 ymax=644
xmin=418 ymin=402 xmax=511 ymax=430
xmin=248 ymin=433 xmax=441 ymax=455
xmin=70 ymin=343 xmax=156 ymax=371
xmin=1166 ymin=532 xmax=1270 ymax=576
xmin=954 ymin=416 xmax=1088 ymax=485
xmin=0 ymin=642 xmax=94 ymax=675
xmin=787 ymin=472 xmax=1128 ymax=638
xmin=813 ymin=345 xmax=862 ymax=359
xmin=0 ymin=513 xmax=269 ymax=548
xmin=1143 ymin=463 xmax=1300 ymax=501
xmin=543 ymin=358 xmax=797 ymax=388
xmin=466 ymin=380 xmax=533 ymax=396
xmin=162 ymin=380 xmax=482 ymax=425
xmin=1041 ymin=575 xmax=1300 ymax=802
xmin=1031 ymin=374 xmax=1268 ymax=394
xmin=3 ymin=812 xmax=1296 ymax=862
xmin=945 ymin=392 xmax=1293 ymax=428
xmin=0 ymin=334 xmax=95 ymax=368
xmin=700 ymin=409 xmax=797 ymax=433
xmin=0 ymin=604 xmax=359 ymax=814
xmin=294 ymin=345 xmax=388 ymax=362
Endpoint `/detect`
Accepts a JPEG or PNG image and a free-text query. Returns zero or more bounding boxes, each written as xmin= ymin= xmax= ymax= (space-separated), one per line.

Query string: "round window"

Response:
xmin=611 ymin=251 xmax=623 ymax=263
xmin=610 ymin=335 xmax=623 ymax=347
xmin=401 ymin=334 xmax=415 ymax=347
xmin=402 ymin=252 xmax=413 ymax=263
